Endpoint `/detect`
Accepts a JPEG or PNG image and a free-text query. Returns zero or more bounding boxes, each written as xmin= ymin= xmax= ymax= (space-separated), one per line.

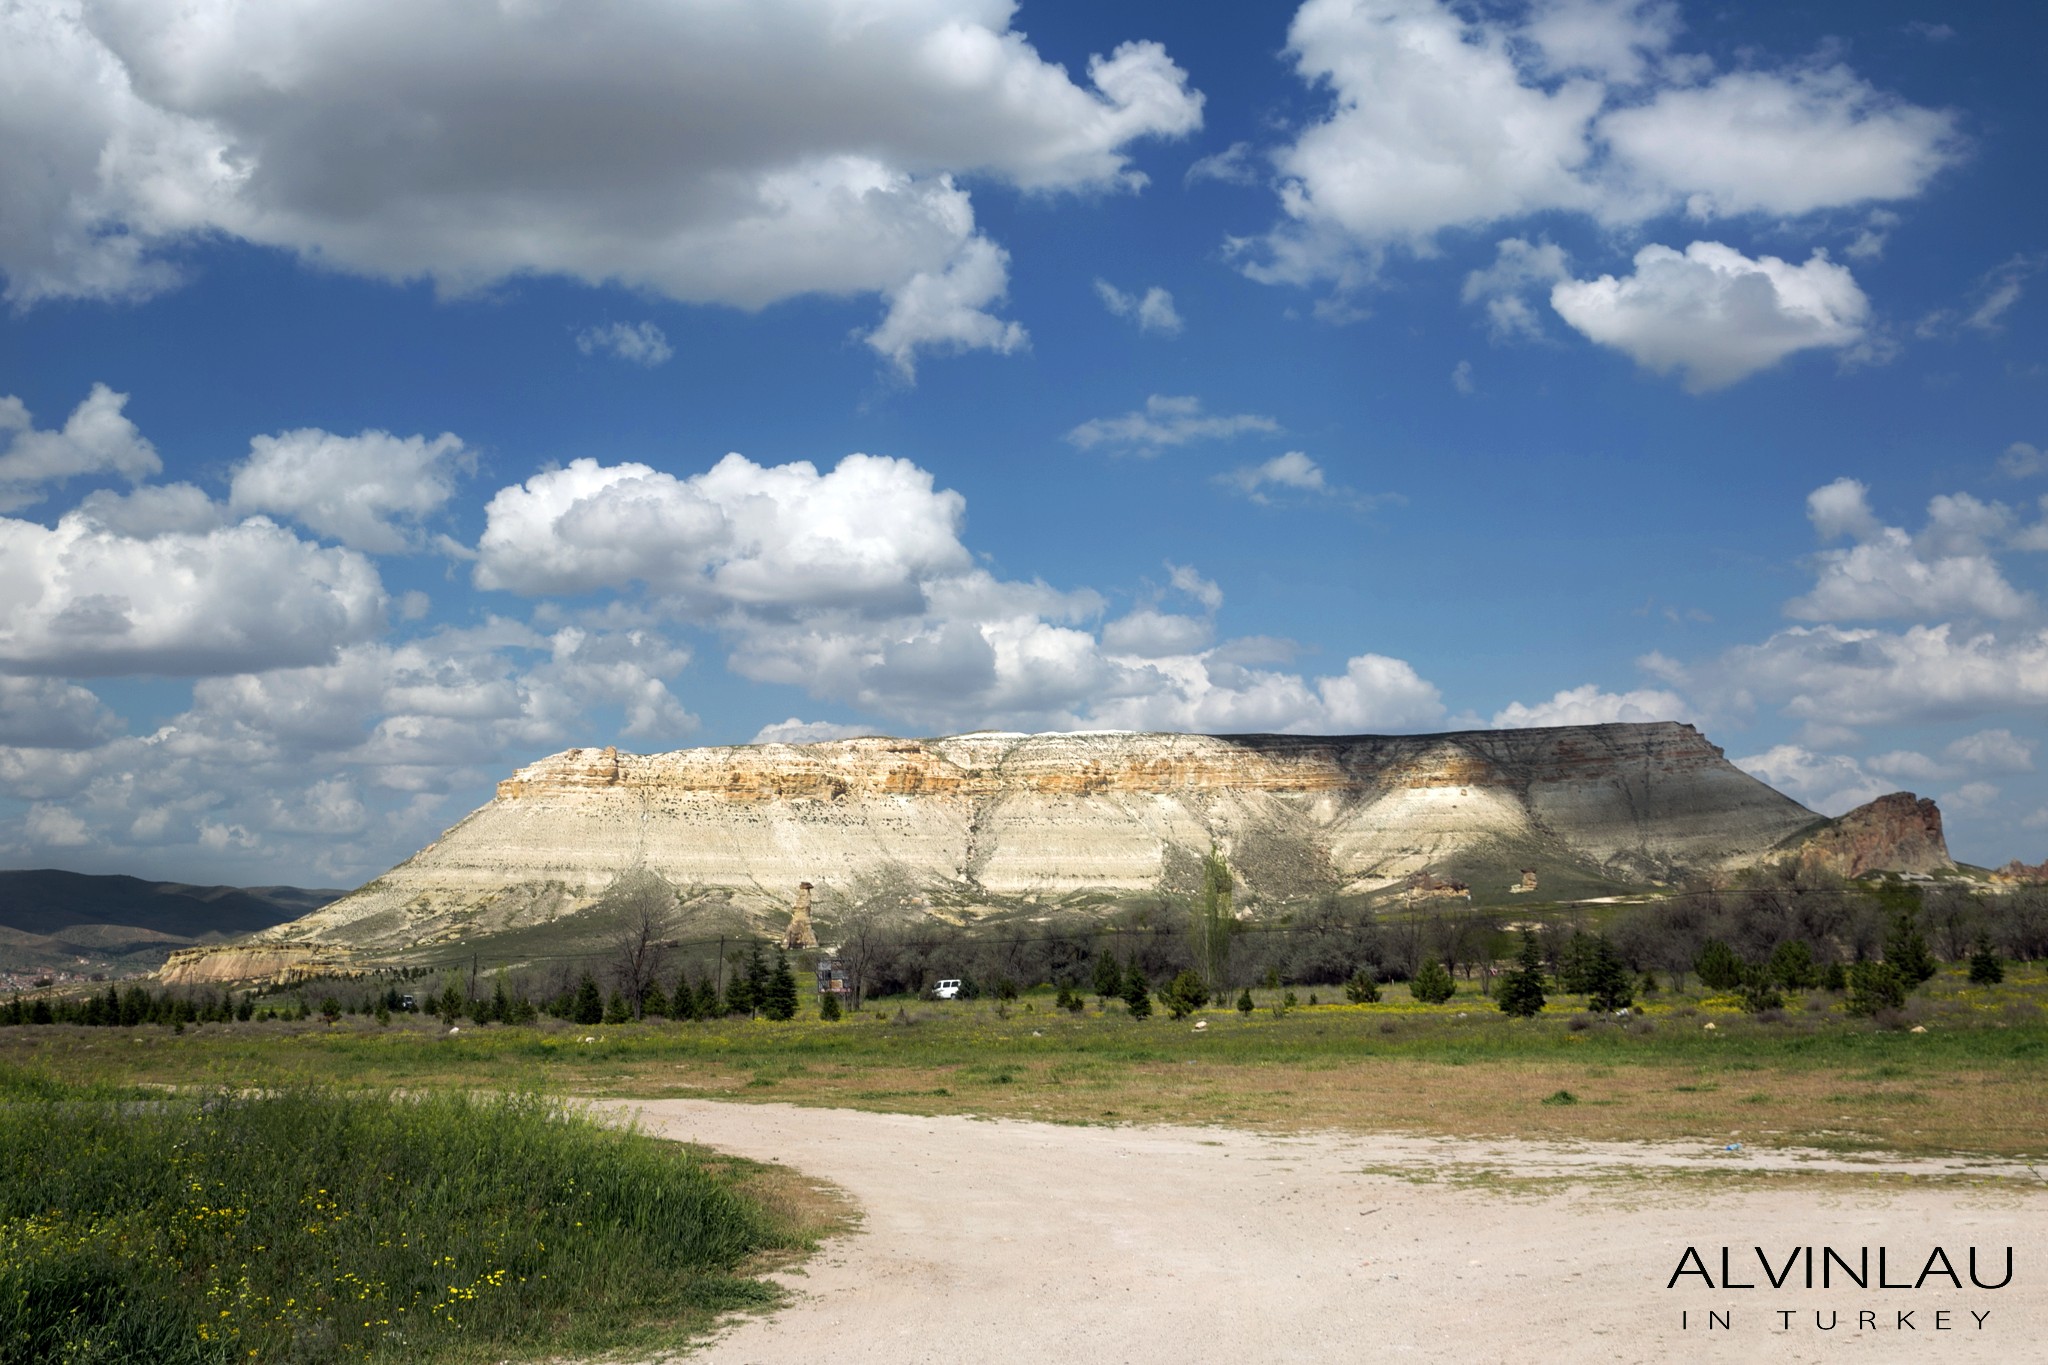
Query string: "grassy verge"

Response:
xmin=0 ymin=1066 xmax=837 ymax=1364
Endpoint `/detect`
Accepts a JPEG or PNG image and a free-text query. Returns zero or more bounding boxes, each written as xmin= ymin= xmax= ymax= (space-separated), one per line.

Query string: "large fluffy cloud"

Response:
xmin=1245 ymin=0 xmax=1959 ymax=286
xmin=2 ymin=0 xmax=1201 ymax=372
xmin=0 ymin=510 xmax=385 ymax=676
xmin=1786 ymin=478 xmax=2034 ymax=621
xmin=472 ymin=449 xmax=1447 ymax=735
xmin=474 ymin=453 xmax=972 ymax=610
xmin=1549 ymin=242 xmax=1869 ymax=391
xmin=229 ymin=428 xmax=468 ymax=553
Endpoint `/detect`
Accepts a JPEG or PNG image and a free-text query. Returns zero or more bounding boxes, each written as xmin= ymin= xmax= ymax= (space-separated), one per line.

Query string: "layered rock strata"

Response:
xmin=1794 ymin=792 xmax=1955 ymax=879
xmin=264 ymin=723 xmax=1831 ymax=953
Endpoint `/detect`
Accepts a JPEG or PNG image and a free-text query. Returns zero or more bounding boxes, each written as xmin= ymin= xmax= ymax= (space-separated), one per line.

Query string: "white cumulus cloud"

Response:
xmin=1489 ymin=684 xmax=1692 ymax=728
xmin=0 ymin=384 xmax=161 ymax=509
xmin=229 ymin=428 xmax=468 ymax=554
xmin=1786 ymin=478 xmax=2033 ymax=621
xmin=2 ymin=0 xmax=1202 ymax=375
xmin=1550 ymin=242 xmax=1869 ymax=392
xmin=1241 ymin=0 xmax=1956 ymax=295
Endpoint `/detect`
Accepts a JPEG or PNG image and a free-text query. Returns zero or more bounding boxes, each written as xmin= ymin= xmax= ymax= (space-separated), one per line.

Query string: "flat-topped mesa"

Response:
xmin=495 ymin=721 xmax=1739 ymax=803
xmin=265 ymin=722 xmax=1831 ymax=954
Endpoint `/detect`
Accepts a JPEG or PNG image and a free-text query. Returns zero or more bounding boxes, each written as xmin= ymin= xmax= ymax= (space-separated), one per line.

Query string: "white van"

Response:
xmin=933 ymin=979 xmax=963 ymax=1000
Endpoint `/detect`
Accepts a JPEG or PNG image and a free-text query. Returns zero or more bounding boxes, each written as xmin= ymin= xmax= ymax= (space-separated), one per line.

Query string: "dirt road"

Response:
xmin=612 ymin=1100 xmax=2046 ymax=1364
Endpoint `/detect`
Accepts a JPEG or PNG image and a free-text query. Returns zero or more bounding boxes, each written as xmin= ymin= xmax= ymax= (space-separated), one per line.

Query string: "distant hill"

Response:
xmin=0 ymin=869 xmax=347 ymax=977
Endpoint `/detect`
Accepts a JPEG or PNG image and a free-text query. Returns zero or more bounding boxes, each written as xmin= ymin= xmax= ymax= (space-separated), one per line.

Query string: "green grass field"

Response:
xmin=8 ymin=962 xmax=2044 ymax=1161
xmin=0 ymin=1072 xmax=835 ymax=1364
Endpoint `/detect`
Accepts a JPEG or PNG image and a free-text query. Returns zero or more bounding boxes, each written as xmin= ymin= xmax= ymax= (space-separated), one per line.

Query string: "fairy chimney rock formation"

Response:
xmin=782 ymin=881 xmax=818 ymax=951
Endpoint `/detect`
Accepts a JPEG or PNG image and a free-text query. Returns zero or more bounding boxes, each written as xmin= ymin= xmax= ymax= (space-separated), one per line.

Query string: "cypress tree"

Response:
xmin=1496 ymin=931 xmax=1547 ymax=1018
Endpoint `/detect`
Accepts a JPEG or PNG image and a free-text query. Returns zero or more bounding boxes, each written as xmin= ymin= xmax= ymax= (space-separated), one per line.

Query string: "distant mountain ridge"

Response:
xmin=0 ymin=870 xmax=345 ymax=975
xmin=252 ymin=722 xmax=1867 ymax=957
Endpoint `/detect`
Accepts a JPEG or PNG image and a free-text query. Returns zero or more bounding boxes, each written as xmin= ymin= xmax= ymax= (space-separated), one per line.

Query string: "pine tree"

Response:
xmin=603 ymin=989 xmax=631 ymax=1024
xmin=1558 ymin=931 xmax=1596 ymax=994
xmin=744 ymin=943 xmax=772 ymax=1014
xmin=1883 ymin=911 xmax=1938 ymax=986
xmin=1735 ymin=966 xmax=1783 ymax=1014
xmin=764 ymin=951 xmax=799 ymax=1021
xmin=1411 ymin=959 xmax=1456 ymax=1004
xmin=491 ymin=975 xmax=514 ymax=1023
xmin=1495 ymin=931 xmax=1547 ymax=1018
xmin=1968 ymin=936 xmax=2005 ymax=986
xmin=724 ymin=954 xmax=757 ymax=1016
xmin=640 ymin=978 xmax=670 ymax=1019
xmin=695 ymin=975 xmax=722 ymax=1020
xmin=1092 ymin=950 xmax=1122 ymax=1004
xmin=572 ymin=973 xmax=604 ymax=1025
xmin=1768 ymin=940 xmax=1819 ymax=990
xmin=1122 ymin=962 xmax=1153 ymax=1019
xmin=819 ymin=989 xmax=843 ymax=1021
xmin=1582 ymin=935 xmax=1634 ymax=1013
xmin=671 ymin=971 xmax=699 ymax=1021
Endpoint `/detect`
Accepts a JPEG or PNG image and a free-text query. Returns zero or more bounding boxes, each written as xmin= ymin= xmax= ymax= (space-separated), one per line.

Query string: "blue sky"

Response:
xmin=1 ymin=0 xmax=2044 ymax=885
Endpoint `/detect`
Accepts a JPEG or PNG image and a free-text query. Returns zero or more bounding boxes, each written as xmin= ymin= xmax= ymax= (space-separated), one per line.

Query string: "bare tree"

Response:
xmin=601 ymin=869 xmax=680 ymax=1019
xmin=821 ymin=863 xmax=921 ymax=1009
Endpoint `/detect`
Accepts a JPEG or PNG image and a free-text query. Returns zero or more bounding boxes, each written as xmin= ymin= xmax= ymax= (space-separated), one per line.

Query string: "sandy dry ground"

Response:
xmin=609 ymin=1100 xmax=2046 ymax=1364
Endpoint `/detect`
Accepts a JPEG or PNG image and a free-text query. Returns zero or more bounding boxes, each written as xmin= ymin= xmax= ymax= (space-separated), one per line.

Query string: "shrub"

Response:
xmin=1411 ymin=960 xmax=1456 ymax=1005
xmin=818 ymin=990 xmax=842 ymax=1022
xmin=1236 ymin=988 xmax=1254 ymax=1015
xmin=1736 ymin=968 xmax=1784 ymax=1014
xmin=1846 ymin=960 xmax=1909 ymax=1017
xmin=1695 ymin=939 xmax=1744 ymax=991
xmin=1344 ymin=970 xmax=1380 ymax=1004
xmin=1821 ymin=961 xmax=1848 ymax=992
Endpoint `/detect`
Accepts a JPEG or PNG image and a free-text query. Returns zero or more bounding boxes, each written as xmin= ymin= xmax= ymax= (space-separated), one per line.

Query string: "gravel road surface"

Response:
xmin=609 ymin=1100 xmax=2046 ymax=1364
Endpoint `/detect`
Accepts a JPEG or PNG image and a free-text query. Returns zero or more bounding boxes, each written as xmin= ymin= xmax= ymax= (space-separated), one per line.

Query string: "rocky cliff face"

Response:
xmin=1793 ymin=792 xmax=1955 ymax=879
xmin=262 ymin=722 xmax=1831 ymax=953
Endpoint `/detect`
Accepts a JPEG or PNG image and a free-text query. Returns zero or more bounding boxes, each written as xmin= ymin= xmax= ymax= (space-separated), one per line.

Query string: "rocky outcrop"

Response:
xmin=156 ymin=942 xmax=355 ymax=986
xmin=1990 ymin=858 xmax=2047 ymax=886
xmin=1792 ymin=792 xmax=1954 ymax=879
xmin=259 ymin=723 xmax=1824 ymax=954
